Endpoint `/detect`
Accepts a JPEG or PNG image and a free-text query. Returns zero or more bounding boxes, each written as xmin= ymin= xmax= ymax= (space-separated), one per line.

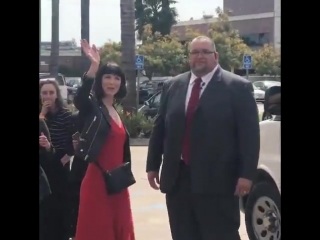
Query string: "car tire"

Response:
xmin=245 ymin=182 xmax=281 ymax=240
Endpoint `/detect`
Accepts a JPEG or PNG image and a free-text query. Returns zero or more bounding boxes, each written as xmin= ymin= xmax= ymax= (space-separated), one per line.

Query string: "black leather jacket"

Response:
xmin=39 ymin=166 xmax=51 ymax=202
xmin=73 ymin=74 xmax=131 ymax=164
xmin=39 ymin=118 xmax=53 ymax=202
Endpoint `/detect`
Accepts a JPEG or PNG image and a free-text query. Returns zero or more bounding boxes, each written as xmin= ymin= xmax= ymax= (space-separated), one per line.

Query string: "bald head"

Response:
xmin=190 ymin=36 xmax=216 ymax=52
xmin=188 ymin=36 xmax=218 ymax=77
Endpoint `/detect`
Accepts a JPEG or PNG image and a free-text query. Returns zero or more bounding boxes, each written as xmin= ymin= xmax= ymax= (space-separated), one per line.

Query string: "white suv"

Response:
xmin=240 ymin=86 xmax=281 ymax=240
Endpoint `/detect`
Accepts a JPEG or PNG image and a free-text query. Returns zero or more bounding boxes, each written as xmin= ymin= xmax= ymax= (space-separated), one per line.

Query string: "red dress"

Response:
xmin=75 ymin=119 xmax=135 ymax=240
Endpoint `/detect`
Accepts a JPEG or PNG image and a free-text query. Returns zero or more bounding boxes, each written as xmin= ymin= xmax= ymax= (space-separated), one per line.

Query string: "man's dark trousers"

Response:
xmin=166 ymin=162 xmax=241 ymax=240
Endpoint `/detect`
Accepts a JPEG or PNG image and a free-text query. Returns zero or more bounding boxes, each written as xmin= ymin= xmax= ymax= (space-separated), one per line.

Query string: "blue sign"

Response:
xmin=243 ymin=54 xmax=252 ymax=69
xmin=135 ymin=55 xmax=144 ymax=70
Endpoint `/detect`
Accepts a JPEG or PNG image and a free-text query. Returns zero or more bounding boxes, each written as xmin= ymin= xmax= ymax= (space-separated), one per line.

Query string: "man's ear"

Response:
xmin=214 ymin=52 xmax=219 ymax=60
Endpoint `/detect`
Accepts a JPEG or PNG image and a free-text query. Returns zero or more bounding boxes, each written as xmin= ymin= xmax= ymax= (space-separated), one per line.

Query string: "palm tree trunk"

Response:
xmin=120 ymin=0 xmax=137 ymax=112
xmin=50 ymin=0 xmax=60 ymax=77
xmin=81 ymin=0 xmax=90 ymax=72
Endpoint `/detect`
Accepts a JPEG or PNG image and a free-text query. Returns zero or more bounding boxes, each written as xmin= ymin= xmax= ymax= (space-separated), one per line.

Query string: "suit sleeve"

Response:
xmin=146 ymin=82 xmax=169 ymax=172
xmin=74 ymin=73 xmax=94 ymax=114
xmin=233 ymin=82 xmax=260 ymax=180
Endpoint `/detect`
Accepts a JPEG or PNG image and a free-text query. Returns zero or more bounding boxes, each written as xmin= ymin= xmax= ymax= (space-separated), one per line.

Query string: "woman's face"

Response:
xmin=101 ymin=74 xmax=121 ymax=97
xmin=40 ymin=83 xmax=57 ymax=105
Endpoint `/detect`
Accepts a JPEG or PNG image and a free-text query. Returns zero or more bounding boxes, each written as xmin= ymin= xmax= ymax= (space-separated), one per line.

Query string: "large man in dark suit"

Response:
xmin=146 ymin=36 xmax=260 ymax=240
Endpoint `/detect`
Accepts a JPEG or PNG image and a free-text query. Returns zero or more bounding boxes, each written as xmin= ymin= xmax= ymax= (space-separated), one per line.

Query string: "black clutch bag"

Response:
xmin=94 ymin=162 xmax=136 ymax=195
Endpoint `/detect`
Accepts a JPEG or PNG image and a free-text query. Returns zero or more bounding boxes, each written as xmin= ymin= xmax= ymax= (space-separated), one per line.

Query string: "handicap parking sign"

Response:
xmin=243 ymin=55 xmax=252 ymax=69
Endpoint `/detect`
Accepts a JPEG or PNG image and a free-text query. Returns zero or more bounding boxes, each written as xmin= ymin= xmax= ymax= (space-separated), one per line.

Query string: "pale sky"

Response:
xmin=41 ymin=0 xmax=223 ymax=47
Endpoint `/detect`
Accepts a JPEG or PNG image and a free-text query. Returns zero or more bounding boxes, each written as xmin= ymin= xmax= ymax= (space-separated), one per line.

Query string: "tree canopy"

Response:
xmin=137 ymin=30 xmax=186 ymax=79
xmin=253 ymin=44 xmax=281 ymax=76
xmin=100 ymin=41 xmax=122 ymax=65
xmin=100 ymin=6 xmax=280 ymax=78
xmin=135 ymin=0 xmax=178 ymax=39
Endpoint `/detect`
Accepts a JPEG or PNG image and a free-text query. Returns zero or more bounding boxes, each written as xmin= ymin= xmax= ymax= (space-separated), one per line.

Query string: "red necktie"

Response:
xmin=182 ymin=78 xmax=202 ymax=165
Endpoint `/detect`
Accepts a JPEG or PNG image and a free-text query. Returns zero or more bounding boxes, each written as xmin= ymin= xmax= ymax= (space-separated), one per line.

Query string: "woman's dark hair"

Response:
xmin=39 ymin=80 xmax=65 ymax=112
xmin=93 ymin=63 xmax=127 ymax=101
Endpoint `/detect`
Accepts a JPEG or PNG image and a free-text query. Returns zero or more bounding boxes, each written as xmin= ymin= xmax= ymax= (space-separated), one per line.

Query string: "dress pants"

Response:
xmin=165 ymin=161 xmax=241 ymax=240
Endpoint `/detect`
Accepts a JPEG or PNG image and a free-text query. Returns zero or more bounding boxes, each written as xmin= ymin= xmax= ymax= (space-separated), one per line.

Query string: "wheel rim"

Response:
xmin=252 ymin=196 xmax=281 ymax=240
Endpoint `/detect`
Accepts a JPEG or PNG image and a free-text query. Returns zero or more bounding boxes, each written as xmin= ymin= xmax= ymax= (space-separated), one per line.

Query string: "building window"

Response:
xmin=241 ymin=33 xmax=270 ymax=47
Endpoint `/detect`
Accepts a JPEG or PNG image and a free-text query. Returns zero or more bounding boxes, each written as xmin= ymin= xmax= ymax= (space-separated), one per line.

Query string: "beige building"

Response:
xmin=171 ymin=0 xmax=280 ymax=49
xmin=40 ymin=40 xmax=82 ymax=72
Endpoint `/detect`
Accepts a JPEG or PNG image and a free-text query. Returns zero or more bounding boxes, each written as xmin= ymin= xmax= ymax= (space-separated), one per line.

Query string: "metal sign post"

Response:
xmin=135 ymin=55 xmax=145 ymax=109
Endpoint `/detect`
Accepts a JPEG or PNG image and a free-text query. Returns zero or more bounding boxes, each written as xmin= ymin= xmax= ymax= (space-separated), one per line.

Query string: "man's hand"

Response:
xmin=61 ymin=154 xmax=71 ymax=166
xmin=234 ymin=178 xmax=252 ymax=197
xmin=147 ymin=171 xmax=160 ymax=190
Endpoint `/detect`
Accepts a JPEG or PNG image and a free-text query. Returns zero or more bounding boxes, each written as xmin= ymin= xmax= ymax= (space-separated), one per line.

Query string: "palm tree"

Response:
xmin=50 ymin=0 xmax=60 ymax=77
xmin=81 ymin=0 xmax=90 ymax=72
xmin=120 ymin=0 xmax=137 ymax=112
xmin=135 ymin=0 xmax=178 ymax=40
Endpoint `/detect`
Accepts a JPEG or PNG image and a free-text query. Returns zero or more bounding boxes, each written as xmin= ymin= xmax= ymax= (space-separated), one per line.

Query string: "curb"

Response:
xmin=130 ymin=138 xmax=150 ymax=146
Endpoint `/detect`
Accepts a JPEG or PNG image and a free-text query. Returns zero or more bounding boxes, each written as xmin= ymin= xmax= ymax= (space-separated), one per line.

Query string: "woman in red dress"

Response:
xmin=74 ymin=39 xmax=135 ymax=240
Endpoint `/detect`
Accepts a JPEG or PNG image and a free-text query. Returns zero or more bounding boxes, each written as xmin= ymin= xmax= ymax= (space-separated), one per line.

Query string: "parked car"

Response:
xmin=139 ymin=82 xmax=265 ymax=116
xmin=253 ymin=80 xmax=280 ymax=92
xmin=39 ymin=73 xmax=68 ymax=104
xmin=139 ymin=88 xmax=151 ymax=104
xmin=66 ymin=78 xmax=81 ymax=104
xmin=253 ymin=85 xmax=265 ymax=102
xmin=66 ymin=77 xmax=81 ymax=88
xmin=139 ymin=80 xmax=165 ymax=104
xmin=138 ymin=91 xmax=161 ymax=119
xmin=240 ymin=85 xmax=281 ymax=240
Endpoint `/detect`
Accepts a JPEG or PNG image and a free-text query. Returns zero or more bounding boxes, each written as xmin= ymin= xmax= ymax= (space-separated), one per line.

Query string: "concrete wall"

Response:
xmin=224 ymin=0 xmax=274 ymax=16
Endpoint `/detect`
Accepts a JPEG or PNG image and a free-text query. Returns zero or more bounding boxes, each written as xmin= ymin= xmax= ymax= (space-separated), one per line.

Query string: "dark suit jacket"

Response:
xmin=146 ymin=66 xmax=260 ymax=195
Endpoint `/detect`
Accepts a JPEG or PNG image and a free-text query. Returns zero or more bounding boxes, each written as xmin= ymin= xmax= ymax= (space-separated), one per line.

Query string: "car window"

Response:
xmin=67 ymin=79 xmax=74 ymax=85
xmin=68 ymin=79 xmax=80 ymax=86
xmin=153 ymin=93 xmax=161 ymax=106
xmin=56 ymin=75 xmax=65 ymax=86
xmin=253 ymin=82 xmax=263 ymax=88
xmin=255 ymin=82 xmax=268 ymax=91
xmin=265 ymin=81 xmax=281 ymax=88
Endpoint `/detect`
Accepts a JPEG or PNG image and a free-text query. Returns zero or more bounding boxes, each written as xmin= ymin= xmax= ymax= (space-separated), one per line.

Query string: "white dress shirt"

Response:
xmin=185 ymin=65 xmax=219 ymax=111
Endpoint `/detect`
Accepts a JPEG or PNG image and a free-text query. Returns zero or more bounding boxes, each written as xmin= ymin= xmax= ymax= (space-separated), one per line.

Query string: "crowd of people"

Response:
xmin=39 ymin=39 xmax=135 ymax=240
xmin=39 ymin=36 xmax=260 ymax=240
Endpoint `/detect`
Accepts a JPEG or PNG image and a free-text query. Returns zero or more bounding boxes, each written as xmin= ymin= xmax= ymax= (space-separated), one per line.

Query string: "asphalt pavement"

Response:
xmin=130 ymin=147 xmax=249 ymax=240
